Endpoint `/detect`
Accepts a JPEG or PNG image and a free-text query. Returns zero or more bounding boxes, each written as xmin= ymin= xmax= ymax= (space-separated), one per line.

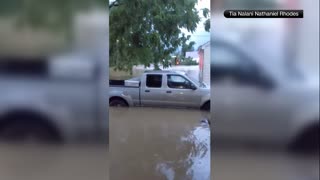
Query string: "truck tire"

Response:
xmin=0 ymin=119 xmax=61 ymax=144
xmin=201 ymin=101 xmax=210 ymax=111
xmin=109 ymin=98 xmax=128 ymax=107
xmin=288 ymin=123 xmax=319 ymax=154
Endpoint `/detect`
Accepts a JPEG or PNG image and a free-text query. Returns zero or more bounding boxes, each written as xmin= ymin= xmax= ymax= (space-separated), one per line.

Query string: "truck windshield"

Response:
xmin=187 ymin=76 xmax=207 ymax=88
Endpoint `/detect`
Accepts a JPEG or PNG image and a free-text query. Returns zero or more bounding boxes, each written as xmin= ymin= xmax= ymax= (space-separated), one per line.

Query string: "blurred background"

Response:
xmin=211 ymin=0 xmax=319 ymax=179
xmin=0 ymin=1 xmax=108 ymax=179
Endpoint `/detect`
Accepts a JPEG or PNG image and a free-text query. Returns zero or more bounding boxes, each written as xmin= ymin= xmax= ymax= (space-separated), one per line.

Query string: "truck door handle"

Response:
xmin=145 ymin=90 xmax=150 ymax=92
xmin=166 ymin=91 xmax=172 ymax=93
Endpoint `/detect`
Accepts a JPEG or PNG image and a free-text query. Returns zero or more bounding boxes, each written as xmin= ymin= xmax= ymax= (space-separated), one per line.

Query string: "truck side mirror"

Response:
xmin=190 ymin=83 xmax=197 ymax=90
xmin=253 ymin=69 xmax=275 ymax=91
xmin=258 ymin=75 xmax=275 ymax=91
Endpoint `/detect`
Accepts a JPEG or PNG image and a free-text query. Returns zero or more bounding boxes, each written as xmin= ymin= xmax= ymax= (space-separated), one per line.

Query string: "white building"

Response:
xmin=185 ymin=51 xmax=200 ymax=63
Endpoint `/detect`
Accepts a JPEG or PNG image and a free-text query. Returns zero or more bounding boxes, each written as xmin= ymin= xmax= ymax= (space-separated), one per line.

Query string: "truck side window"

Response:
xmin=211 ymin=44 xmax=262 ymax=86
xmin=167 ymin=75 xmax=192 ymax=89
xmin=146 ymin=74 xmax=162 ymax=88
xmin=211 ymin=46 xmax=241 ymax=82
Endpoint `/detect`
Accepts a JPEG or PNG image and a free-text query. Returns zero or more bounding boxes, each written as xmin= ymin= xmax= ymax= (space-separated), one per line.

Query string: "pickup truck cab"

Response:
xmin=109 ymin=70 xmax=210 ymax=110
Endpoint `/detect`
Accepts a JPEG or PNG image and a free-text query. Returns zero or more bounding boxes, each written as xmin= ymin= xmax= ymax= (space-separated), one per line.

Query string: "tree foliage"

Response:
xmin=110 ymin=0 xmax=209 ymax=72
xmin=0 ymin=0 xmax=106 ymax=32
xmin=202 ymin=8 xmax=210 ymax=32
xmin=0 ymin=0 xmax=210 ymax=70
xmin=181 ymin=38 xmax=196 ymax=57
xmin=174 ymin=37 xmax=197 ymax=66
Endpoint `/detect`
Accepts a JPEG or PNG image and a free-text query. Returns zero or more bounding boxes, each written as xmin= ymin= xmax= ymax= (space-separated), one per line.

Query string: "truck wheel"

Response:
xmin=109 ymin=98 xmax=128 ymax=107
xmin=201 ymin=102 xmax=210 ymax=111
xmin=288 ymin=124 xmax=319 ymax=154
xmin=0 ymin=120 xmax=61 ymax=144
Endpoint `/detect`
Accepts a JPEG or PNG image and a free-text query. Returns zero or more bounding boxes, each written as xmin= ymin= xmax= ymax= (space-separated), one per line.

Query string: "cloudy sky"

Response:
xmin=182 ymin=0 xmax=210 ymax=49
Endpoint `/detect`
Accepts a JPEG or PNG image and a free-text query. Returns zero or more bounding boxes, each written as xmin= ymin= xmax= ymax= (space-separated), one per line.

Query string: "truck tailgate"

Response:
xmin=109 ymin=86 xmax=140 ymax=106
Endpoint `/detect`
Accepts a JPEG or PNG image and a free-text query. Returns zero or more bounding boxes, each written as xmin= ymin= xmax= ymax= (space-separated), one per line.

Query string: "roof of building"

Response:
xmin=198 ymin=41 xmax=210 ymax=50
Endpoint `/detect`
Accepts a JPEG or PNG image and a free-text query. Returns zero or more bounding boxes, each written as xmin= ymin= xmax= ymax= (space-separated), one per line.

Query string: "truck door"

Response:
xmin=140 ymin=74 xmax=167 ymax=107
xmin=164 ymin=74 xmax=201 ymax=108
xmin=211 ymin=42 xmax=290 ymax=141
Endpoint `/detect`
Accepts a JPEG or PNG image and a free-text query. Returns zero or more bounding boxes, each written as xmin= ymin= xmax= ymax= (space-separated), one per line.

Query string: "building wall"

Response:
xmin=198 ymin=41 xmax=210 ymax=86
xmin=202 ymin=44 xmax=210 ymax=86
xmin=198 ymin=49 xmax=204 ymax=82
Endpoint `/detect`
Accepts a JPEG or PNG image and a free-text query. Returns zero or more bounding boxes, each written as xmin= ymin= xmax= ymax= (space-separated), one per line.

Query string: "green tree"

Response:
xmin=0 ymin=0 xmax=106 ymax=40
xmin=181 ymin=36 xmax=196 ymax=58
xmin=202 ymin=8 xmax=210 ymax=32
xmin=110 ymin=0 xmax=209 ymax=72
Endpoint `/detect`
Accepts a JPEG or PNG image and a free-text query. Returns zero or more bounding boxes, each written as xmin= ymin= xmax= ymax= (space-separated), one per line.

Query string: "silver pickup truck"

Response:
xmin=211 ymin=38 xmax=319 ymax=152
xmin=0 ymin=53 xmax=108 ymax=144
xmin=109 ymin=70 xmax=210 ymax=110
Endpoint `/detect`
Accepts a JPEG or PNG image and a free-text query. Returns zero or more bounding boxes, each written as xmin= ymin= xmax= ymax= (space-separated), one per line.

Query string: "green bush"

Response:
xmin=179 ymin=57 xmax=199 ymax=65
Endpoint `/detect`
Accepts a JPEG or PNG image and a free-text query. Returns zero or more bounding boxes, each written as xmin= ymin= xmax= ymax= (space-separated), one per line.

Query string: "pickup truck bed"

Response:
xmin=109 ymin=80 xmax=125 ymax=86
xmin=109 ymin=80 xmax=140 ymax=106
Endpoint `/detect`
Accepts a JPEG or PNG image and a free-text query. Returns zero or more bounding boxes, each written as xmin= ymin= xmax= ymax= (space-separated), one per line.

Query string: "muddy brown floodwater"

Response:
xmin=0 ymin=144 xmax=109 ymax=180
xmin=0 ymin=107 xmax=318 ymax=180
xmin=213 ymin=148 xmax=319 ymax=180
xmin=109 ymin=107 xmax=211 ymax=180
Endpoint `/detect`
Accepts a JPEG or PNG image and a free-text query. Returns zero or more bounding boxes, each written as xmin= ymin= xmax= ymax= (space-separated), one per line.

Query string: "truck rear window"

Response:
xmin=146 ymin=74 xmax=162 ymax=88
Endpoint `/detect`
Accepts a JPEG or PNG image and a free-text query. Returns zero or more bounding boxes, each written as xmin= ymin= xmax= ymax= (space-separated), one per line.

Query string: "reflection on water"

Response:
xmin=157 ymin=125 xmax=210 ymax=180
xmin=184 ymin=126 xmax=210 ymax=180
xmin=109 ymin=107 xmax=210 ymax=180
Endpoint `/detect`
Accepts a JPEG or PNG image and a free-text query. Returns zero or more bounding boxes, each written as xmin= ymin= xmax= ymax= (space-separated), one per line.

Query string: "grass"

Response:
xmin=109 ymin=68 xmax=133 ymax=80
xmin=109 ymin=66 xmax=148 ymax=80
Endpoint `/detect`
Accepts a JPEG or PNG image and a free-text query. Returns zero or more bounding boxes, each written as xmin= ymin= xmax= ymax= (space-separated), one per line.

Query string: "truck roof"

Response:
xmin=144 ymin=70 xmax=185 ymax=74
